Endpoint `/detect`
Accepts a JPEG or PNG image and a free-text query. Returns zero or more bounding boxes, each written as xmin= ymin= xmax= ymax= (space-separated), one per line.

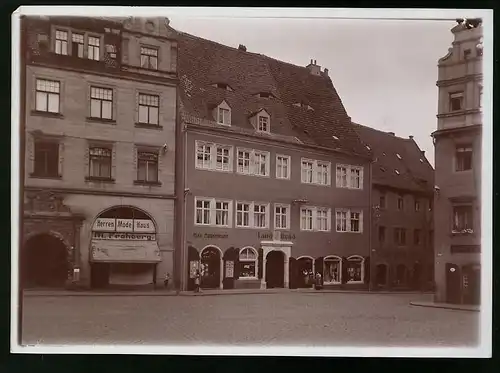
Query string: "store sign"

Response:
xmin=257 ymin=232 xmax=296 ymax=240
xmin=92 ymin=232 xmax=156 ymax=241
xmin=93 ymin=218 xmax=155 ymax=233
xmin=193 ymin=232 xmax=229 ymax=239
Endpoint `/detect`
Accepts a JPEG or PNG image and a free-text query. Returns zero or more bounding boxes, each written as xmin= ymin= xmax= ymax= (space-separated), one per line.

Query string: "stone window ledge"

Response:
xmin=85 ymin=176 xmax=115 ymax=183
xmin=29 ymin=173 xmax=62 ymax=179
xmin=134 ymin=180 xmax=162 ymax=186
xmin=85 ymin=117 xmax=116 ymax=125
xmin=135 ymin=123 xmax=163 ymax=130
xmin=31 ymin=110 xmax=64 ymax=119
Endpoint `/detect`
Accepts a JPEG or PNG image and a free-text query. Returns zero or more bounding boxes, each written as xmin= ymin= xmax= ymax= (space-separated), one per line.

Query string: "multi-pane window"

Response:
xmin=301 ymin=208 xmax=314 ymax=231
xmin=258 ymin=116 xmax=269 ymax=132
xmin=378 ymin=226 xmax=386 ymax=243
xmin=215 ymin=201 xmax=230 ymax=226
xmin=414 ymin=229 xmax=421 ymax=245
xmin=317 ymin=162 xmax=330 ymax=185
xmin=300 ymin=207 xmax=330 ymax=232
xmin=88 ymin=36 xmax=100 ymax=61
xmin=216 ymin=146 xmax=231 ymax=171
xmin=414 ymin=199 xmax=420 ymax=212
xmin=276 ymin=155 xmax=290 ymax=179
xmin=323 ymin=257 xmax=341 ymax=284
xmin=346 ymin=257 xmax=364 ymax=283
xmin=397 ymin=195 xmax=404 ymax=211
xmin=350 ymin=211 xmax=361 ymax=232
xmin=90 ymin=87 xmax=113 ymax=119
xmin=34 ymin=141 xmax=59 ymax=177
xmin=449 ymin=92 xmax=464 ymax=111
xmin=140 ymin=46 xmax=158 ymax=70
xmin=336 ymin=164 xmax=363 ymax=189
xmin=254 ymin=151 xmax=268 ymax=176
xmin=254 ymin=203 xmax=268 ymax=228
xmin=301 ymin=160 xmax=314 ymax=183
xmin=453 ymin=205 xmax=473 ymax=232
xmin=275 ymin=204 xmax=290 ymax=230
xmin=195 ymin=141 xmax=233 ymax=172
xmin=55 ymin=30 xmax=68 ymax=55
xmin=236 ymin=202 xmax=251 ymax=227
xmin=138 ymin=94 xmax=159 ymax=125
xmin=336 ymin=209 xmax=363 ymax=233
xmin=394 ymin=228 xmax=406 ymax=245
xmin=137 ymin=151 xmax=158 ymax=183
xmin=195 ymin=199 xmax=211 ymax=225
xmin=89 ymin=147 xmax=112 ymax=179
xmin=71 ymin=33 xmax=84 ymax=58
xmin=237 ymin=149 xmax=251 ymax=174
xmin=35 ymin=79 xmax=60 ymax=113
xmin=195 ymin=198 xmax=233 ymax=227
xmin=239 ymin=248 xmax=258 ymax=278
xmin=217 ymin=107 xmax=231 ymax=125
xmin=455 ymin=146 xmax=472 ymax=171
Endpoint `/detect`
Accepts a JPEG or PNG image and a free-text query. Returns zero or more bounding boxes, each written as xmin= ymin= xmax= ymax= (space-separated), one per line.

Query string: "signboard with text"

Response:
xmin=93 ymin=218 xmax=155 ymax=233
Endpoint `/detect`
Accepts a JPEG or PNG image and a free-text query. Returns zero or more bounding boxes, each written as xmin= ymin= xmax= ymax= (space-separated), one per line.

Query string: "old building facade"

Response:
xmin=174 ymin=32 xmax=373 ymax=291
xmin=354 ymin=124 xmax=434 ymax=291
xmin=21 ymin=16 xmax=178 ymax=289
xmin=433 ymin=19 xmax=483 ymax=305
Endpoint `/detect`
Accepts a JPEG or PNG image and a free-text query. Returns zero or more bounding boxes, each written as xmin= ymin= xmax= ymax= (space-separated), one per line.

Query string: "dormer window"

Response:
xmin=213 ymin=83 xmax=233 ymax=92
xmin=394 ymin=169 xmax=400 ymax=175
xmin=215 ymin=100 xmax=231 ymax=126
xmin=258 ymin=116 xmax=269 ymax=132
xmin=396 ymin=153 xmax=402 ymax=160
xmin=257 ymin=92 xmax=274 ymax=99
xmin=332 ymin=135 xmax=339 ymax=140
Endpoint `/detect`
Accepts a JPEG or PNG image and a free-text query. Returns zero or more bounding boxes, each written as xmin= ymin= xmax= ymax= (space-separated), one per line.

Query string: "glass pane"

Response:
xmin=149 ymin=107 xmax=159 ymax=124
xmin=90 ymin=100 xmax=101 ymax=118
xmin=100 ymin=161 xmax=111 ymax=178
xmin=147 ymin=162 xmax=158 ymax=181
xmin=137 ymin=162 xmax=147 ymax=181
xmin=101 ymin=101 xmax=112 ymax=119
xmin=138 ymin=105 xmax=148 ymax=123
xmin=48 ymin=93 xmax=59 ymax=113
xmin=36 ymin=92 xmax=47 ymax=111
xmin=141 ymin=55 xmax=148 ymax=68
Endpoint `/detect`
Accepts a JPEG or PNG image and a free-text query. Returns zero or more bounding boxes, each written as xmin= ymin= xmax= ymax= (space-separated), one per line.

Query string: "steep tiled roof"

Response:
xmin=175 ymin=30 xmax=371 ymax=159
xmin=353 ymin=123 xmax=434 ymax=193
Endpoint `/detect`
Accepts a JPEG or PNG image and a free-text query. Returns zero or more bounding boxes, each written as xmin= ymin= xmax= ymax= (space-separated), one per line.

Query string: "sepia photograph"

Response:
xmin=10 ymin=7 xmax=492 ymax=357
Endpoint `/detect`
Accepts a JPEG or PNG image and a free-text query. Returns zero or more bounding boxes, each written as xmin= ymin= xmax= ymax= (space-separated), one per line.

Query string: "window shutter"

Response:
xmin=58 ymin=142 xmax=64 ymax=177
xmin=347 ymin=211 xmax=351 ymax=232
xmin=156 ymin=148 xmax=162 ymax=184
xmin=228 ymin=201 xmax=233 ymax=228
xmin=27 ymin=135 xmax=35 ymax=174
xmin=84 ymin=143 xmax=90 ymax=176
xmin=360 ymin=168 xmax=364 ymax=189
xmin=250 ymin=151 xmax=256 ymax=175
xmin=360 ymin=210 xmax=364 ymax=233
xmin=327 ymin=208 xmax=332 ymax=231
xmin=265 ymin=153 xmax=270 ymax=176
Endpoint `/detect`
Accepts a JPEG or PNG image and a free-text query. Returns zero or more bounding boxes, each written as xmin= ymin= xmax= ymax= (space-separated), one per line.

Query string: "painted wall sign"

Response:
xmin=92 ymin=232 xmax=156 ymax=241
xmin=93 ymin=218 xmax=155 ymax=234
xmin=193 ymin=232 xmax=229 ymax=239
xmin=258 ymin=232 xmax=296 ymax=240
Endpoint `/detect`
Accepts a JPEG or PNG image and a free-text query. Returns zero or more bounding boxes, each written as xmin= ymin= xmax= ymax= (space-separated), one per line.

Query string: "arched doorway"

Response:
xmin=24 ymin=233 xmax=68 ymax=288
xmin=266 ymin=250 xmax=285 ymax=288
xmin=297 ymin=256 xmax=314 ymax=288
xmin=375 ymin=264 xmax=388 ymax=287
xmin=200 ymin=246 xmax=222 ymax=289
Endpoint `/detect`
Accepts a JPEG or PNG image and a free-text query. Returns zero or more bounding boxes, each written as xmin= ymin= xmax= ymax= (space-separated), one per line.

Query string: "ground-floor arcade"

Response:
xmin=22 ymin=189 xmax=175 ymax=290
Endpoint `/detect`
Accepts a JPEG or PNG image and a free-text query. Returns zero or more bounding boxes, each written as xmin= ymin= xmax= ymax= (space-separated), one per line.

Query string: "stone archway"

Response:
xmin=24 ymin=232 xmax=69 ymax=288
xmin=266 ymin=250 xmax=285 ymax=288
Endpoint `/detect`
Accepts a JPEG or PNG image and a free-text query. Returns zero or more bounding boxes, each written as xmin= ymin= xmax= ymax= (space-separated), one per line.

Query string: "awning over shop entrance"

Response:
xmin=90 ymin=240 xmax=162 ymax=263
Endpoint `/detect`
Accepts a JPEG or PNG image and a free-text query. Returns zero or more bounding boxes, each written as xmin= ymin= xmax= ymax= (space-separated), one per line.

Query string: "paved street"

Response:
xmin=21 ymin=293 xmax=479 ymax=347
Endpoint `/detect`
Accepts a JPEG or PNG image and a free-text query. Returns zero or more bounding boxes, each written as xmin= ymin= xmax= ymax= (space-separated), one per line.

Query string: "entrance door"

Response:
xmin=200 ymin=247 xmax=221 ymax=289
xmin=445 ymin=263 xmax=462 ymax=304
xmin=375 ymin=264 xmax=388 ymax=287
xmin=462 ymin=264 xmax=481 ymax=305
xmin=266 ymin=250 xmax=285 ymax=288
xmin=90 ymin=263 xmax=110 ymax=289
xmin=297 ymin=257 xmax=313 ymax=288
xmin=24 ymin=233 xmax=68 ymax=288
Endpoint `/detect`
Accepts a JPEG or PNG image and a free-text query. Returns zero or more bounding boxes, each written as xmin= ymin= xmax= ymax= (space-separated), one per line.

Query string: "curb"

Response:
xmin=409 ymin=301 xmax=480 ymax=312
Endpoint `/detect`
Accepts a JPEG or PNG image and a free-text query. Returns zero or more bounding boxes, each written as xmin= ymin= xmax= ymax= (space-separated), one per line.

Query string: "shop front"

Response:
xmin=89 ymin=206 xmax=161 ymax=289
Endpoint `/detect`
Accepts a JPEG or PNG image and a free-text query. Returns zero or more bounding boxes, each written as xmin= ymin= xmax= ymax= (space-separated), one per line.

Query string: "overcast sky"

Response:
xmin=169 ymin=16 xmax=456 ymax=166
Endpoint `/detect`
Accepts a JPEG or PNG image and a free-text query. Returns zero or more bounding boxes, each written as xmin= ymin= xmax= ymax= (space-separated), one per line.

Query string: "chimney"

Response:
xmin=421 ymin=150 xmax=426 ymax=157
xmin=323 ymin=68 xmax=329 ymax=77
xmin=387 ymin=132 xmax=395 ymax=136
xmin=238 ymin=44 xmax=247 ymax=52
xmin=306 ymin=59 xmax=321 ymax=76
xmin=409 ymin=135 xmax=414 ymax=140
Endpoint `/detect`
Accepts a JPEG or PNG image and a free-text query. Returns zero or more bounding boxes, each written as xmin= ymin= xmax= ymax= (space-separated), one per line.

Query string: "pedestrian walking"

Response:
xmin=164 ymin=272 xmax=170 ymax=289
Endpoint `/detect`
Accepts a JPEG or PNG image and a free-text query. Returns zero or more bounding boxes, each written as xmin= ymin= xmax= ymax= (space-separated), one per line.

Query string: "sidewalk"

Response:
xmin=23 ymin=288 xmax=434 ymax=297
xmin=409 ymin=300 xmax=480 ymax=312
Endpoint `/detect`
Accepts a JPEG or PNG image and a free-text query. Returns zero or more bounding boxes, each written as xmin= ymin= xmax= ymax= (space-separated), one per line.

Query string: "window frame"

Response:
xmin=238 ymin=247 xmax=259 ymax=280
xmin=275 ymin=154 xmax=291 ymax=180
xmin=394 ymin=227 xmax=407 ymax=246
xmin=138 ymin=93 xmax=160 ymax=126
xmin=35 ymin=78 xmax=61 ymax=114
xmin=323 ymin=255 xmax=342 ymax=284
xmin=336 ymin=164 xmax=364 ymax=190
xmin=33 ymin=140 xmax=60 ymax=178
xmin=452 ymin=204 xmax=473 ymax=233
xmin=136 ymin=150 xmax=159 ymax=183
xmin=274 ymin=203 xmax=291 ymax=230
xmin=89 ymin=86 xmax=113 ymax=120
xmin=397 ymin=195 xmax=404 ymax=211
xmin=455 ymin=145 xmax=473 ymax=172
xmin=302 ymin=158 xmax=331 ymax=186
xmin=87 ymin=35 xmax=101 ymax=61
xmin=217 ymin=107 xmax=231 ymax=126
xmin=235 ymin=147 xmax=270 ymax=177
xmin=140 ymin=46 xmax=159 ymax=70
xmin=335 ymin=208 xmax=363 ymax=233
xmin=234 ymin=201 xmax=270 ymax=229
xmin=88 ymin=146 xmax=112 ymax=180
xmin=257 ymin=115 xmax=270 ymax=133
xmin=300 ymin=206 xmax=331 ymax=232
xmin=194 ymin=197 xmax=233 ymax=228
xmin=345 ymin=255 xmax=365 ymax=284
xmin=449 ymin=91 xmax=464 ymax=112
xmin=195 ymin=141 xmax=234 ymax=173
xmin=55 ymin=29 xmax=68 ymax=55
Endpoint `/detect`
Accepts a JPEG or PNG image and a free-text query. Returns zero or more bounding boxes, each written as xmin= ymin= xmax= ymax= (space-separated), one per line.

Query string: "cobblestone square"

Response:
xmin=21 ymin=293 xmax=479 ymax=347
